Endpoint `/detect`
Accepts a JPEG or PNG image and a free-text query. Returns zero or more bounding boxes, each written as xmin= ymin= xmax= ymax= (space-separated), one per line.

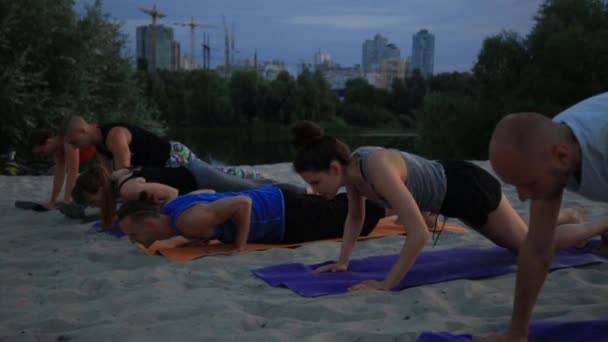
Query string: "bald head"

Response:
xmin=62 ymin=115 xmax=98 ymax=149
xmin=490 ymin=113 xmax=579 ymax=200
xmin=62 ymin=115 xmax=88 ymax=136
xmin=490 ymin=113 xmax=560 ymax=163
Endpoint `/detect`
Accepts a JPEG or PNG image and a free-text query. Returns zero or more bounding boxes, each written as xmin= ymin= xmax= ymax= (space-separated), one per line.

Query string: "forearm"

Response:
xmin=63 ymin=145 xmax=79 ymax=202
xmin=509 ymin=198 xmax=560 ymax=338
xmin=233 ymin=198 xmax=252 ymax=249
xmin=509 ymin=240 xmax=553 ymax=337
xmin=338 ymin=216 xmax=363 ymax=265
xmin=383 ymin=228 xmax=428 ymax=288
xmin=63 ymin=169 xmax=78 ymax=202
xmin=50 ymin=169 xmax=65 ymax=203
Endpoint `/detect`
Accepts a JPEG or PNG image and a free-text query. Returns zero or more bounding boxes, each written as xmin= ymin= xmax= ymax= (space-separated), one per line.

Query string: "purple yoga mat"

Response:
xmin=92 ymin=219 xmax=125 ymax=238
xmin=253 ymin=240 xmax=608 ymax=297
xmin=416 ymin=319 xmax=608 ymax=342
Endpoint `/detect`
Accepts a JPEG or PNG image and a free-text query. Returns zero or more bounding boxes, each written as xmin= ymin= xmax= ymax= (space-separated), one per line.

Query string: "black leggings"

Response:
xmin=281 ymin=190 xmax=386 ymax=243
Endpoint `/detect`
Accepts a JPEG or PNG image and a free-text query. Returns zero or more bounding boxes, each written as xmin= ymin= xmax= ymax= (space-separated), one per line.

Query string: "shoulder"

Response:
xmin=367 ymin=148 xmax=404 ymax=165
xmin=106 ymin=126 xmax=132 ymax=143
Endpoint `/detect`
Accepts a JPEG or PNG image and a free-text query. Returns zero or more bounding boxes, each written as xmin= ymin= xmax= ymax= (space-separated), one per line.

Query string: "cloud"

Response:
xmin=284 ymin=14 xmax=412 ymax=30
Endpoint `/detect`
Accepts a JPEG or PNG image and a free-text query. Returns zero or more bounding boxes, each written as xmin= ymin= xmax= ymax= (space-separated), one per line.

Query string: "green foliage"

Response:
xmin=473 ymin=30 xmax=527 ymax=112
xmin=144 ymin=67 xmax=348 ymax=129
xmin=521 ymin=0 xmax=608 ymax=114
xmin=417 ymin=0 xmax=608 ymax=159
xmin=0 ymin=0 xmax=163 ymax=151
xmin=4 ymin=0 xmax=605 ymax=162
xmin=416 ymin=93 xmax=487 ymax=159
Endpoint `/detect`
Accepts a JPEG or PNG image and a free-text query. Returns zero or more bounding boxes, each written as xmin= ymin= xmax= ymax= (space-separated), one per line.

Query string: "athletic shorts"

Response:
xmin=438 ymin=160 xmax=502 ymax=229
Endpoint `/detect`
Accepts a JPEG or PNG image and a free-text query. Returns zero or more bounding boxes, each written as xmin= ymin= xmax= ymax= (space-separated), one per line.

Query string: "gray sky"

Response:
xmin=75 ymin=0 xmax=543 ymax=72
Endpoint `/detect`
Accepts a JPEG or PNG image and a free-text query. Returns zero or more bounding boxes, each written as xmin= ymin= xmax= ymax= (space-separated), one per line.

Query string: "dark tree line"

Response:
xmin=3 ymin=0 xmax=606 ymax=162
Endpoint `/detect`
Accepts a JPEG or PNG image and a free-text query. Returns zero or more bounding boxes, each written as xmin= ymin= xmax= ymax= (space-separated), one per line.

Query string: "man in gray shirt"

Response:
xmin=484 ymin=92 xmax=608 ymax=341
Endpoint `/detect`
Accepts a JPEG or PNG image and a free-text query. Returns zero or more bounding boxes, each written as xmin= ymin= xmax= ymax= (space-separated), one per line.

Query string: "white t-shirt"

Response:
xmin=552 ymin=92 xmax=608 ymax=202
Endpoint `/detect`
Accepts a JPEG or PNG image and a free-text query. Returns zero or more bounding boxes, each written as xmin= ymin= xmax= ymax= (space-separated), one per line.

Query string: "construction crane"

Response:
xmin=174 ymin=17 xmax=216 ymax=67
xmin=223 ymin=15 xmax=230 ymax=74
xmin=202 ymin=32 xmax=211 ymax=69
xmin=138 ymin=3 xmax=166 ymax=71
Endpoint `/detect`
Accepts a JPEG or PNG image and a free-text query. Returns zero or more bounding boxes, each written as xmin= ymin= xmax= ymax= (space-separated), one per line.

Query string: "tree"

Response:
xmin=415 ymin=93 xmax=488 ymax=159
xmin=268 ymin=71 xmax=298 ymax=125
xmin=473 ymin=31 xmax=527 ymax=113
xmin=522 ymin=0 xmax=608 ymax=114
xmin=296 ymin=69 xmax=320 ymax=121
xmin=0 ymin=0 xmax=163 ymax=151
xmin=428 ymin=71 xmax=475 ymax=97
xmin=229 ymin=70 xmax=262 ymax=125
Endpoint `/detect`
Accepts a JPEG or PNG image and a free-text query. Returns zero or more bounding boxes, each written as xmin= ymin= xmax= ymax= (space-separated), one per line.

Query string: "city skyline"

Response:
xmin=75 ymin=0 xmax=543 ymax=73
xmin=411 ymin=29 xmax=435 ymax=78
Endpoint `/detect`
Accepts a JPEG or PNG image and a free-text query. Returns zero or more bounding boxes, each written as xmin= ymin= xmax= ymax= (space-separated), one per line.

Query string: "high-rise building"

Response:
xmin=379 ymin=58 xmax=409 ymax=89
xmin=136 ymin=24 xmax=179 ymax=71
xmin=411 ymin=29 xmax=435 ymax=78
xmin=361 ymin=34 xmax=401 ymax=73
xmin=313 ymin=49 xmax=331 ymax=66
xmin=171 ymin=41 xmax=181 ymax=71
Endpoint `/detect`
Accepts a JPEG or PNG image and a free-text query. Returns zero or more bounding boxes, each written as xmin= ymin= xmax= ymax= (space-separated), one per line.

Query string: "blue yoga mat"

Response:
xmin=92 ymin=219 xmax=125 ymax=238
xmin=416 ymin=319 xmax=608 ymax=342
xmin=253 ymin=240 xmax=608 ymax=297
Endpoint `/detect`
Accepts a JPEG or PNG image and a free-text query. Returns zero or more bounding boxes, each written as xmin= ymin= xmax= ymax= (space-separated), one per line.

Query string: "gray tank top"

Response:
xmin=352 ymin=146 xmax=447 ymax=213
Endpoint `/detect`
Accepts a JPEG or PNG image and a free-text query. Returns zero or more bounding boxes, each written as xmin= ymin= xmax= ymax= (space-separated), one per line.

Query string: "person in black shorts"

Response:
xmin=288 ymin=120 xmax=606 ymax=292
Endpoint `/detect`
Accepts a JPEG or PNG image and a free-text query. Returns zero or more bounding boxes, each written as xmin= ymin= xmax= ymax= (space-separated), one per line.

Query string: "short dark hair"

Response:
xmin=29 ymin=129 xmax=56 ymax=148
xmin=117 ymin=199 xmax=161 ymax=223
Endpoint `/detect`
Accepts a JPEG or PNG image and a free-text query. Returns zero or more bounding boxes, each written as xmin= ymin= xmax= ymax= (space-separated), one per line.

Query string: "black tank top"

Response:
xmin=97 ymin=123 xmax=172 ymax=168
xmin=117 ymin=167 xmax=197 ymax=195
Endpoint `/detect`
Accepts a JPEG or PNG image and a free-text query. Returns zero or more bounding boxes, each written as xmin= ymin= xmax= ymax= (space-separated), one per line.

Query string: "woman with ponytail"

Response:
xmin=289 ymin=120 xmax=604 ymax=291
xmin=72 ymin=162 xmax=307 ymax=229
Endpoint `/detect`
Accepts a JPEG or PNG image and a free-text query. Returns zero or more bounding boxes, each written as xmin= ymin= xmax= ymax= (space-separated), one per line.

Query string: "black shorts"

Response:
xmin=438 ymin=161 xmax=502 ymax=229
xmin=281 ymin=190 xmax=386 ymax=244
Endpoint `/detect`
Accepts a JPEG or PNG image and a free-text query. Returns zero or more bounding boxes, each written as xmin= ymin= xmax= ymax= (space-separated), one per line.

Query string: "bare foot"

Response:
xmin=593 ymin=233 xmax=608 ymax=254
xmin=562 ymin=208 xmax=587 ymax=248
xmin=562 ymin=207 xmax=585 ymax=224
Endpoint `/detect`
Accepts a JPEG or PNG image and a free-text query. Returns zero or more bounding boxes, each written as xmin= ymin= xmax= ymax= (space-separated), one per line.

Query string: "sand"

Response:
xmin=1 ymin=161 xmax=607 ymax=341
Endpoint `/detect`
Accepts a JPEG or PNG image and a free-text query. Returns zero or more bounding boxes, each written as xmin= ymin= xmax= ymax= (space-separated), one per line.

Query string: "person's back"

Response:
xmin=161 ymin=186 xmax=286 ymax=243
xmin=352 ymin=146 xmax=447 ymax=213
xmin=552 ymin=92 xmax=608 ymax=202
xmin=97 ymin=123 xmax=171 ymax=168
xmin=116 ymin=167 xmax=197 ymax=195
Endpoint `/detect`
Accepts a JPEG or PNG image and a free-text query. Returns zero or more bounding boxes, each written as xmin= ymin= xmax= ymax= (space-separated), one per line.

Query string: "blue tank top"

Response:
xmin=352 ymin=146 xmax=447 ymax=213
xmin=160 ymin=186 xmax=286 ymax=243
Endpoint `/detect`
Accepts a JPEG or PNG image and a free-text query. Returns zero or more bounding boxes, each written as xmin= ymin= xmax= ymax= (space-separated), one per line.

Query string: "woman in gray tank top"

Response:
xmin=290 ymin=121 xmax=608 ymax=292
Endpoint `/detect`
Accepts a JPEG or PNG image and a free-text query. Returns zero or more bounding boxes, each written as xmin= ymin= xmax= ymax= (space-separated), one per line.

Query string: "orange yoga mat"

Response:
xmin=139 ymin=217 xmax=466 ymax=262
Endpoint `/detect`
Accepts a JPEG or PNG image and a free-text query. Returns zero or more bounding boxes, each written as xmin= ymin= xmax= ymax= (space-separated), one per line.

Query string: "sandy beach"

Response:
xmin=1 ymin=161 xmax=607 ymax=341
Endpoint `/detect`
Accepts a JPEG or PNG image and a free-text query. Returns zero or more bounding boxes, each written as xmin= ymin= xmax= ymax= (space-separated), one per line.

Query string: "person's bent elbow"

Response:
xmin=405 ymin=225 xmax=430 ymax=246
xmin=238 ymin=196 xmax=253 ymax=209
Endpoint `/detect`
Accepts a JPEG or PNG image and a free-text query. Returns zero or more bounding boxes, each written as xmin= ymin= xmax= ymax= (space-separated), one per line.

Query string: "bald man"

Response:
xmin=484 ymin=92 xmax=608 ymax=341
xmin=63 ymin=116 xmax=197 ymax=170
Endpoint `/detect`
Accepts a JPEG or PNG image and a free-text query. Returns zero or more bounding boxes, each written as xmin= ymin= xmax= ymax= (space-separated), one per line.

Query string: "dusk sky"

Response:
xmin=75 ymin=0 xmax=544 ymax=73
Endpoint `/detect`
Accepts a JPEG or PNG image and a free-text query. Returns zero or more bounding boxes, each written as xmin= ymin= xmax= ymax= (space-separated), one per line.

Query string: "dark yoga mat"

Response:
xmin=92 ymin=219 xmax=125 ymax=238
xmin=14 ymin=201 xmax=48 ymax=212
xmin=416 ymin=319 xmax=608 ymax=342
xmin=253 ymin=240 xmax=608 ymax=297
